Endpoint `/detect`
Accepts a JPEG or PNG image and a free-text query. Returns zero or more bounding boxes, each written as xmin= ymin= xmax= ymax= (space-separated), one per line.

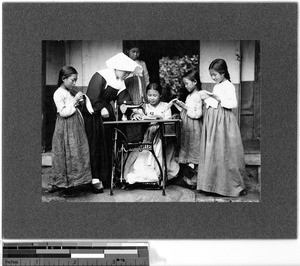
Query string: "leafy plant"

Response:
xmin=159 ymin=55 xmax=199 ymax=101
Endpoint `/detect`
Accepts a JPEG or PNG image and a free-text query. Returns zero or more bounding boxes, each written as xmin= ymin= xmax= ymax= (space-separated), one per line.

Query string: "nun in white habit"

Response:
xmin=81 ymin=53 xmax=142 ymax=193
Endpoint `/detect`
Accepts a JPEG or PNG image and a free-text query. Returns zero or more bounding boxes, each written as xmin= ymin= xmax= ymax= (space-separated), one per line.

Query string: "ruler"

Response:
xmin=2 ymin=242 xmax=149 ymax=266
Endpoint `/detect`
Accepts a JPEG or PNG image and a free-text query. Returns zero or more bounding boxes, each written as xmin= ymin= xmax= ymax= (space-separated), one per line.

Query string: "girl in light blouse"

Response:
xmin=49 ymin=66 xmax=93 ymax=197
xmin=124 ymin=83 xmax=179 ymax=188
xmin=169 ymin=70 xmax=203 ymax=188
xmin=197 ymin=59 xmax=247 ymax=197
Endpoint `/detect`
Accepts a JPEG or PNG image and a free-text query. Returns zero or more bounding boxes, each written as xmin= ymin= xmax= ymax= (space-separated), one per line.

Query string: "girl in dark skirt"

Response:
xmin=49 ymin=66 xmax=93 ymax=197
xmin=197 ymin=59 xmax=247 ymax=197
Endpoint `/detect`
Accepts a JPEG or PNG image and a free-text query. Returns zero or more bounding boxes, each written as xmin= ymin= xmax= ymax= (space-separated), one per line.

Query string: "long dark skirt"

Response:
xmin=51 ymin=110 xmax=92 ymax=188
xmin=197 ymin=106 xmax=246 ymax=197
xmin=83 ymin=110 xmax=114 ymax=187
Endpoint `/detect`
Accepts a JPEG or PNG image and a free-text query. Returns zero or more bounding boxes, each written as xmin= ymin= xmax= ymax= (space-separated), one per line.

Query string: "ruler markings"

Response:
xmin=105 ymin=254 xmax=139 ymax=259
xmin=71 ymin=254 xmax=105 ymax=259
xmin=70 ymin=249 xmax=104 ymax=254
xmin=104 ymin=249 xmax=138 ymax=254
xmin=121 ymin=243 xmax=148 ymax=247
xmin=4 ymin=249 xmax=36 ymax=254
xmin=36 ymin=249 xmax=70 ymax=254
xmin=3 ymin=243 xmax=149 ymax=266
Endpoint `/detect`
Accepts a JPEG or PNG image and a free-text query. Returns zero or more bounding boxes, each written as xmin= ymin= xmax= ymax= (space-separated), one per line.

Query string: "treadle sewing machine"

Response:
xmin=103 ymin=104 xmax=181 ymax=196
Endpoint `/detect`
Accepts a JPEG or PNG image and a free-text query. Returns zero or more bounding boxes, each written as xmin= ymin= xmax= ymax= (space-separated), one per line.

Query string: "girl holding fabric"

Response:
xmin=197 ymin=59 xmax=247 ymax=197
xmin=81 ymin=53 xmax=142 ymax=193
xmin=49 ymin=66 xmax=93 ymax=197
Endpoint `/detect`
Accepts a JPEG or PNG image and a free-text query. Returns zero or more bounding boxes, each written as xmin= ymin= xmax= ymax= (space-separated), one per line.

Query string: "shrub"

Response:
xmin=159 ymin=55 xmax=199 ymax=101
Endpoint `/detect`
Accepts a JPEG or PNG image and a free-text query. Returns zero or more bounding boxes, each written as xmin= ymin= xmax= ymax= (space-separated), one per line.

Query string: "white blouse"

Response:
xmin=185 ymin=90 xmax=202 ymax=119
xmin=53 ymin=87 xmax=77 ymax=117
xmin=145 ymin=102 xmax=171 ymax=119
xmin=205 ymin=80 xmax=238 ymax=109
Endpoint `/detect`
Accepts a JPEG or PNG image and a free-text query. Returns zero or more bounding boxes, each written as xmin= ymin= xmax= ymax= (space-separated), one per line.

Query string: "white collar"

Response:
xmin=98 ymin=69 xmax=126 ymax=95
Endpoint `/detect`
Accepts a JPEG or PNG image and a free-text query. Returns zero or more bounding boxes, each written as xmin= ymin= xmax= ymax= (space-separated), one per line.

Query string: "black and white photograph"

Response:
xmin=2 ymin=4 xmax=298 ymax=265
xmin=41 ymin=40 xmax=261 ymax=203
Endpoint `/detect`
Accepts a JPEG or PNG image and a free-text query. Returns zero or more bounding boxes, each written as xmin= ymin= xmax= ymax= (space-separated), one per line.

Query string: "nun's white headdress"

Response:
xmin=98 ymin=53 xmax=143 ymax=93
xmin=106 ymin=52 xmax=143 ymax=75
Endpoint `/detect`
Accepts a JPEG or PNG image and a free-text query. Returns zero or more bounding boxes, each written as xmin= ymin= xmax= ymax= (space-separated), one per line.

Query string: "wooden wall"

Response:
xmin=240 ymin=40 xmax=260 ymax=140
xmin=45 ymin=41 xmax=123 ymax=87
xmin=64 ymin=40 xmax=123 ymax=89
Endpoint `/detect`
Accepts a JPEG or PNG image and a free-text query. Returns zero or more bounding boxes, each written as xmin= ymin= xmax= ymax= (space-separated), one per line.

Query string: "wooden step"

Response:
xmin=243 ymin=139 xmax=261 ymax=165
xmin=244 ymin=153 xmax=260 ymax=166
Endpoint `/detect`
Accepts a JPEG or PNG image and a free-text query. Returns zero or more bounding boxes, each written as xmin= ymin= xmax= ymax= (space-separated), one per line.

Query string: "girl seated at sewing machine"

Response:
xmin=123 ymin=83 xmax=180 ymax=189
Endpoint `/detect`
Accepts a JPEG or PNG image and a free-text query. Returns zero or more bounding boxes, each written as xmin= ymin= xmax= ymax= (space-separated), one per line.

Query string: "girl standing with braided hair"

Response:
xmin=197 ymin=59 xmax=247 ymax=197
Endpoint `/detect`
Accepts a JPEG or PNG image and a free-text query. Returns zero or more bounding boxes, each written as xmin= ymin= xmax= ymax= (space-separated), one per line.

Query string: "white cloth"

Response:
xmin=205 ymin=80 xmax=237 ymax=109
xmin=204 ymin=97 xmax=219 ymax=109
xmin=106 ymin=52 xmax=143 ymax=75
xmin=145 ymin=102 xmax=172 ymax=119
xmin=84 ymin=95 xmax=94 ymax=114
xmin=53 ymin=87 xmax=94 ymax=116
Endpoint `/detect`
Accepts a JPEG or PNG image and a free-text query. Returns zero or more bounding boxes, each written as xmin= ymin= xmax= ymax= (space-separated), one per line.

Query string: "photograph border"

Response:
xmin=2 ymin=2 xmax=297 ymax=239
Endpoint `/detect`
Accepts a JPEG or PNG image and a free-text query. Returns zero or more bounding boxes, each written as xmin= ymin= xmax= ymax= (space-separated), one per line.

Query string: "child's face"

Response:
xmin=115 ymin=70 xmax=130 ymax=80
xmin=128 ymin=47 xmax=140 ymax=61
xmin=63 ymin=74 xmax=77 ymax=89
xmin=147 ymin=89 xmax=161 ymax=107
xmin=183 ymin=78 xmax=197 ymax=93
xmin=209 ymin=69 xmax=225 ymax=83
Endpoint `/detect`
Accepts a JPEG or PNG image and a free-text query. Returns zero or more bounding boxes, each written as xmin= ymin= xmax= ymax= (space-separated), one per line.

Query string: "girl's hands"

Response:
xmin=130 ymin=108 xmax=145 ymax=120
xmin=131 ymin=113 xmax=143 ymax=121
xmin=74 ymin=91 xmax=84 ymax=103
xmin=165 ymin=98 xmax=177 ymax=111
xmin=174 ymin=99 xmax=184 ymax=107
xmin=174 ymin=99 xmax=185 ymax=108
xmin=172 ymin=113 xmax=180 ymax=119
